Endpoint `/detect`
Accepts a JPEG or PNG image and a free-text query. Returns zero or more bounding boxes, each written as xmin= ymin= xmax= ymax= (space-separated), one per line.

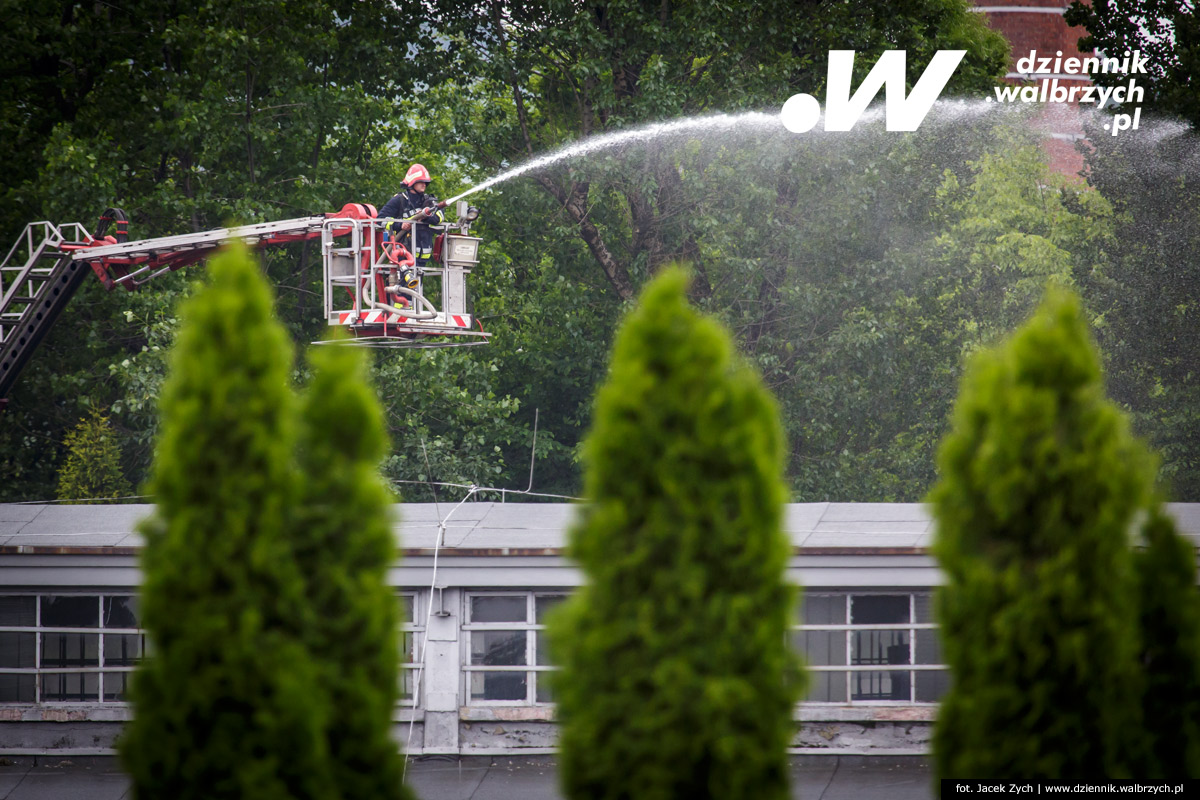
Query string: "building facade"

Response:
xmin=0 ymin=501 xmax=1195 ymax=756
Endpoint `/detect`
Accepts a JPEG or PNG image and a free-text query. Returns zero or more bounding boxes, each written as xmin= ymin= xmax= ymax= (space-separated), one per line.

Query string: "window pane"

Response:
xmin=915 ymin=630 xmax=943 ymax=665
xmin=470 ymin=671 xmax=527 ymax=701
xmin=535 ymin=595 xmax=566 ymax=624
xmin=103 ymin=634 xmax=144 ymax=667
xmin=103 ymin=596 xmax=139 ymax=629
xmin=0 ymin=674 xmax=34 ymax=703
xmin=851 ymin=670 xmax=910 ymax=701
xmin=916 ymin=670 xmax=952 ymax=703
xmin=0 ymin=597 xmax=35 ymax=627
xmin=471 ymin=631 xmax=527 ymax=666
xmin=0 ymin=633 xmax=35 ymax=668
xmin=850 ymin=595 xmax=909 ymax=625
xmin=102 ymin=672 xmax=132 ymax=702
xmin=535 ymin=633 xmax=554 ymax=666
xmin=914 ymin=594 xmax=936 ymax=624
xmin=42 ymin=633 xmax=100 ymax=667
xmin=791 ymin=631 xmax=847 ymax=666
xmin=41 ymin=672 xmax=98 ymax=702
xmin=535 ymin=674 xmax=554 ymax=703
xmin=851 ymin=629 xmax=910 ymax=666
xmin=398 ymin=596 xmax=415 ymax=625
xmin=471 ymin=596 xmax=527 ymax=623
xmin=801 ymin=595 xmax=846 ymax=625
xmin=803 ymin=671 xmax=848 ymax=703
xmin=398 ymin=668 xmax=416 ymax=704
xmin=400 ymin=631 xmax=416 ymax=664
xmin=41 ymin=596 xmax=99 ymax=628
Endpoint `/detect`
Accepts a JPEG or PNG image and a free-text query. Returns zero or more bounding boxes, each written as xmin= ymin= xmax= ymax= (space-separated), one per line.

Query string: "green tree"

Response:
xmin=1065 ymin=125 xmax=1200 ymax=500
xmin=1133 ymin=507 xmax=1200 ymax=778
xmin=0 ymin=0 xmax=425 ymax=501
xmin=398 ymin=7 xmax=1010 ymax=501
xmin=1064 ymin=0 xmax=1200 ymax=127
xmin=294 ymin=335 xmax=415 ymax=800
xmin=1 ymin=0 xmax=419 ymax=240
xmin=0 ymin=0 xmax=1019 ymax=507
xmin=55 ymin=407 xmax=131 ymax=502
xmin=1063 ymin=2 xmax=1200 ymax=499
xmin=550 ymin=268 xmax=801 ymax=800
xmin=931 ymin=288 xmax=1153 ymax=778
xmin=120 ymin=243 xmax=334 ymax=800
xmin=429 ymin=0 xmax=1007 ymax=300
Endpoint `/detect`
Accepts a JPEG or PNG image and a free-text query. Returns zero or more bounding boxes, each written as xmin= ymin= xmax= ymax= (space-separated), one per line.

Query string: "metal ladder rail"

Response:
xmin=68 ymin=216 xmax=329 ymax=265
xmin=2 ymin=216 xmax=326 ymax=400
xmin=0 ymin=221 xmax=84 ymax=320
xmin=65 ymin=215 xmax=331 ymax=290
xmin=2 ymin=212 xmax=355 ymax=400
xmin=0 ymin=222 xmax=94 ymax=399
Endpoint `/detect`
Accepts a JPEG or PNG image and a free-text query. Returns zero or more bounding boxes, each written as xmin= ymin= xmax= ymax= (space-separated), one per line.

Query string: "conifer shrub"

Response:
xmin=294 ymin=334 xmax=414 ymax=800
xmin=931 ymin=288 xmax=1152 ymax=778
xmin=550 ymin=268 xmax=802 ymax=800
xmin=56 ymin=407 xmax=131 ymax=502
xmin=1134 ymin=508 xmax=1200 ymax=778
xmin=121 ymin=243 xmax=334 ymax=800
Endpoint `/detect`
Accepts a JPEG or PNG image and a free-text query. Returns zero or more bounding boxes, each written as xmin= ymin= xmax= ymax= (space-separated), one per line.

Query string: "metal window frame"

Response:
xmin=461 ymin=591 xmax=566 ymax=707
xmin=0 ymin=591 xmax=428 ymax=708
xmin=796 ymin=591 xmax=949 ymax=706
xmin=397 ymin=590 xmax=423 ymax=708
xmin=0 ymin=593 xmax=144 ymax=704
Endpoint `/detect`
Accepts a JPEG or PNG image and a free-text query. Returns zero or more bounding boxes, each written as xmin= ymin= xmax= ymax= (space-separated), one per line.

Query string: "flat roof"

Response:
xmin=0 ymin=502 xmax=1197 ymax=557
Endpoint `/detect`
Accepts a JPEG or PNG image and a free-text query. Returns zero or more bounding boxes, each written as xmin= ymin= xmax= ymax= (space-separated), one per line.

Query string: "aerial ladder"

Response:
xmin=0 ymin=202 xmax=488 ymax=401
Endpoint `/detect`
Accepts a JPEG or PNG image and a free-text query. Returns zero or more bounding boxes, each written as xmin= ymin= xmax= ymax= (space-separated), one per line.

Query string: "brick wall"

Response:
xmin=972 ymin=1 xmax=1093 ymax=175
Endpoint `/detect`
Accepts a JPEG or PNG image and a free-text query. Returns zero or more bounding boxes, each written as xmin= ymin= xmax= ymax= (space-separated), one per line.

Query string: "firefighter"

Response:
xmin=378 ymin=164 xmax=445 ymax=289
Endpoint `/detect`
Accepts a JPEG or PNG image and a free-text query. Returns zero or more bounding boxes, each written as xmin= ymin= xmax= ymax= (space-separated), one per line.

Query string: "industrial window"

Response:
xmin=398 ymin=592 xmax=422 ymax=706
xmin=793 ymin=592 xmax=950 ymax=704
xmin=0 ymin=592 xmax=423 ymax=707
xmin=462 ymin=592 xmax=566 ymax=705
xmin=0 ymin=594 xmax=145 ymax=704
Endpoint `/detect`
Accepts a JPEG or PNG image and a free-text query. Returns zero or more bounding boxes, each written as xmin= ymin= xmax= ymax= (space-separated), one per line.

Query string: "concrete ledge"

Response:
xmin=457 ymin=704 xmax=937 ymax=723
xmin=798 ymin=705 xmax=937 ymax=722
xmin=391 ymin=708 xmax=422 ymax=723
xmin=460 ymin=706 xmax=554 ymax=722
xmin=0 ymin=708 xmax=935 ymax=756
xmin=0 ymin=706 xmax=132 ymax=722
xmin=0 ymin=748 xmax=117 ymax=757
xmin=0 ymin=705 xmax=422 ymax=724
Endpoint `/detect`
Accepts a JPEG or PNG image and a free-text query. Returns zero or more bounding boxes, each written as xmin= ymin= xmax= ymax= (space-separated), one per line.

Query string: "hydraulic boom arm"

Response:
xmin=0 ymin=204 xmax=371 ymax=400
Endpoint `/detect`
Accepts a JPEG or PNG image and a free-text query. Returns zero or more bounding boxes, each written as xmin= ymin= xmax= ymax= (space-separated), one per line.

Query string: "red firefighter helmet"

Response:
xmin=403 ymin=163 xmax=432 ymax=187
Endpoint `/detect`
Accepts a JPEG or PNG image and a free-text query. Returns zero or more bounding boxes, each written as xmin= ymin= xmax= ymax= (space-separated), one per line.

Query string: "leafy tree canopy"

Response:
xmin=1065 ymin=0 xmax=1200 ymax=127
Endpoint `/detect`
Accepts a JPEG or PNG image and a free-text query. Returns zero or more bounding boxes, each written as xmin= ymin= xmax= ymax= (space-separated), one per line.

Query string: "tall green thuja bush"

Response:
xmin=1134 ymin=508 xmax=1200 ymax=778
xmin=294 ymin=336 xmax=414 ymax=800
xmin=121 ymin=243 xmax=334 ymax=800
xmin=931 ymin=288 xmax=1152 ymax=779
xmin=56 ymin=408 xmax=131 ymax=502
xmin=551 ymin=268 xmax=802 ymax=800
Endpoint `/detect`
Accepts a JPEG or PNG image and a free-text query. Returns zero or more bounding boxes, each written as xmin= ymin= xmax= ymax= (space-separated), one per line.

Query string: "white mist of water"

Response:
xmin=438 ymin=100 xmax=1022 ymax=207
xmin=442 ymin=111 xmax=781 ymax=206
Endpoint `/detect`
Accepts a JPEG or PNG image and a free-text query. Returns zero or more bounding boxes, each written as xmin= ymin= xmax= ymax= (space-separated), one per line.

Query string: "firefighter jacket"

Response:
xmin=378 ymin=189 xmax=445 ymax=254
